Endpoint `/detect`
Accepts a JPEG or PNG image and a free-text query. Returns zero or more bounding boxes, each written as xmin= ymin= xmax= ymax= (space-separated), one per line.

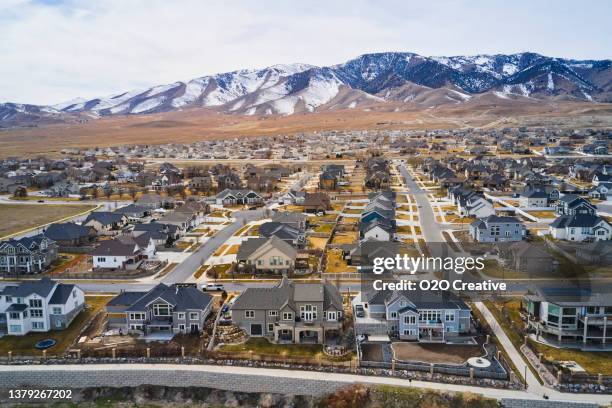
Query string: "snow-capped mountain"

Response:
xmin=2 ymin=51 xmax=610 ymax=127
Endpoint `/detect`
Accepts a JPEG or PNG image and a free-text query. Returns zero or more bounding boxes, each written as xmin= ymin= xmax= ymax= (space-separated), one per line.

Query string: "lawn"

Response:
xmin=313 ymin=223 xmax=334 ymax=234
xmin=213 ymin=244 xmax=228 ymax=257
xmin=220 ymin=337 xmax=323 ymax=358
xmin=479 ymin=259 xmax=529 ymax=279
xmin=529 ymin=340 xmax=612 ymax=376
xmin=487 ymin=299 xmax=612 ymax=375
xmin=0 ymin=296 xmax=111 ymax=357
xmin=325 ymin=249 xmax=356 ymax=273
xmin=308 ymin=236 xmax=328 ymax=250
xmin=331 ymin=231 xmax=358 ymax=245
xmin=226 ymin=244 xmax=240 ymax=255
xmin=0 ymin=203 xmax=97 ymax=238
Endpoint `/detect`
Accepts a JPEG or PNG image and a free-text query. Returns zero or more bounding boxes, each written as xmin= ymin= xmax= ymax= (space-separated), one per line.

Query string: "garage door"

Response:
xmin=250 ymin=324 xmax=263 ymax=336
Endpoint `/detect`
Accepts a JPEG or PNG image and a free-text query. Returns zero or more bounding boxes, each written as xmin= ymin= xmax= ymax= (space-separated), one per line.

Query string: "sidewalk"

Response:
xmin=0 ymin=363 xmax=609 ymax=404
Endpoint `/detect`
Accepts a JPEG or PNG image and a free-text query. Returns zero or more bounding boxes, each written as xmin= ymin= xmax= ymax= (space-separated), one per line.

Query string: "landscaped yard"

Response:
xmin=331 ymin=231 xmax=358 ymax=245
xmin=213 ymin=244 xmax=228 ymax=257
xmin=0 ymin=203 xmax=97 ymax=238
xmin=325 ymin=248 xmax=356 ymax=273
xmin=308 ymin=236 xmax=328 ymax=250
xmin=225 ymin=244 xmax=240 ymax=255
xmin=313 ymin=223 xmax=334 ymax=234
xmin=392 ymin=342 xmax=482 ymax=364
xmin=219 ymin=337 xmax=352 ymax=362
xmin=0 ymin=296 xmax=111 ymax=356
xmin=486 ymin=299 xmax=612 ymax=375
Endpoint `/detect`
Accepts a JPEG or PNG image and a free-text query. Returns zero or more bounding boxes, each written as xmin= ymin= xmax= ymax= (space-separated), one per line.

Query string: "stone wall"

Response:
xmin=0 ymin=367 xmax=346 ymax=397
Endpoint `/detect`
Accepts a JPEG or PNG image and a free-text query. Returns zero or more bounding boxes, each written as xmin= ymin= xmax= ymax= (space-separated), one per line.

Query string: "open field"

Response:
xmin=2 ymin=102 xmax=611 ymax=158
xmin=0 ymin=203 xmax=97 ymax=238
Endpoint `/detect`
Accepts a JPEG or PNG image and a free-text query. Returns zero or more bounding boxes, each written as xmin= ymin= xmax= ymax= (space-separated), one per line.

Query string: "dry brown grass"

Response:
xmin=2 ymin=101 xmax=610 ymax=158
xmin=0 ymin=203 xmax=97 ymax=238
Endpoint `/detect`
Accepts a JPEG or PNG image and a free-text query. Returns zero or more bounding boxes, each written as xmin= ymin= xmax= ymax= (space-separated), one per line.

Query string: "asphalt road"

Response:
xmin=161 ymin=208 xmax=266 ymax=284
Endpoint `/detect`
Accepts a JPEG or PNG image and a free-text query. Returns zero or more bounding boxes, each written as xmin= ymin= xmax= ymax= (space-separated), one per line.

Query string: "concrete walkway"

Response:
xmin=0 ymin=363 xmax=609 ymax=404
xmin=474 ymin=302 xmax=550 ymax=396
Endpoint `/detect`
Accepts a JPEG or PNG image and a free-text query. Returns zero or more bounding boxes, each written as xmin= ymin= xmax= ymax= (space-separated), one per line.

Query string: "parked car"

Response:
xmin=355 ymin=304 xmax=365 ymax=318
xmin=203 ymin=283 xmax=225 ymax=291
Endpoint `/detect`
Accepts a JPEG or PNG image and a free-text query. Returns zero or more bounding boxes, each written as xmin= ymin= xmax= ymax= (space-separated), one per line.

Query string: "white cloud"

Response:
xmin=0 ymin=0 xmax=610 ymax=104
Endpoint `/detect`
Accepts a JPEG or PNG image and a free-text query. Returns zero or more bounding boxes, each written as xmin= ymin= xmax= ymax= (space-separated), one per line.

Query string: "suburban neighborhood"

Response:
xmin=0 ymin=127 xmax=610 ymax=405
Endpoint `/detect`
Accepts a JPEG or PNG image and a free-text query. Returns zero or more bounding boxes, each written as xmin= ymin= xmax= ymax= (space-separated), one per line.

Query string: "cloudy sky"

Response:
xmin=1 ymin=0 xmax=610 ymax=105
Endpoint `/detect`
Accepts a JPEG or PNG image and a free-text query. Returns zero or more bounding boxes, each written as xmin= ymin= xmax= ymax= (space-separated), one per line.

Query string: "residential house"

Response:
xmin=236 ymin=236 xmax=298 ymax=274
xmin=519 ymin=190 xmax=549 ymax=208
xmin=352 ymin=288 xmax=471 ymax=342
xmin=524 ymin=285 xmax=612 ymax=348
xmin=258 ymin=222 xmax=305 ymax=248
xmin=231 ymin=277 xmax=343 ymax=344
xmin=497 ymin=242 xmax=558 ymax=274
xmin=106 ymin=283 xmax=213 ymax=335
xmin=549 ymin=214 xmax=612 ymax=242
xmin=0 ymin=278 xmax=84 ymax=335
xmin=92 ymin=237 xmax=152 ymax=270
xmin=0 ymin=235 xmax=58 ymax=275
xmin=83 ymin=212 xmax=128 ymax=235
xmin=469 ymin=215 xmax=525 ymax=243
xmin=44 ymin=223 xmax=96 ymax=249
xmin=301 ymin=192 xmax=331 ymax=214
xmin=214 ymin=189 xmax=263 ymax=206
xmin=271 ymin=211 xmax=308 ymax=231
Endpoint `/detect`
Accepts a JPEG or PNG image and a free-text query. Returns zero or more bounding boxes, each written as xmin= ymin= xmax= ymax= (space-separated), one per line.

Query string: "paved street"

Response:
xmin=161 ymin=208 xmax=265 ymax=283
xmin=397 ymin=163 xmax=444 ymax=243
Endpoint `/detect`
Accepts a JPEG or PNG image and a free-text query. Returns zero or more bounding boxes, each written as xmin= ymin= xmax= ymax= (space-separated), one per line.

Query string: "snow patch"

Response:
xmin=502 ymin=63 xmax=518 ymax=76
xmin=131 ymin=97 xmax=164 ymax=113
xmin=547 ymin=73 xmax=554 ymax=91
xmin=348 ymin=101 xmax=357 ymax=109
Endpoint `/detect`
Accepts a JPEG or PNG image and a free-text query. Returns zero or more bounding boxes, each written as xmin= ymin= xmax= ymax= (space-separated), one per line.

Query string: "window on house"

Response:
xmin=283 ymin=312 xmax=293 ymax=321
xmin=445 ymin=312 xmax=455 ymax=321
xmin=153 ymin=304 xmax=171 ymax=316
xmin=129 ymin=313 xmax=145 ymax=320
xmin=390 ymin=311 xmax=397 ymax=318
xmin=245 ymin=310 xmax=255 ymax=318
xmin=177 ymin=313 xmax=185 ymax=320
xmin=52 ymin=307 xmax=61 ymax=315
xmin=97 ymin=257 xmax=106 ymax=262
xmin=30 ymin=309 xmax=43 ymax=318
xmin=403 ymin=315 xmax=416 ymax=324
xmin=189 ymin=312 xmax=199 ymax=320
xmin=32 ymin=322 xmax=44 ymax=329
xmin=29 ymin=299 xmax=42 ymax=308
xmin=268 ymin=310 xmax=278 ymax=317
xmin=268 ymin=323 xmax=274 ymax=332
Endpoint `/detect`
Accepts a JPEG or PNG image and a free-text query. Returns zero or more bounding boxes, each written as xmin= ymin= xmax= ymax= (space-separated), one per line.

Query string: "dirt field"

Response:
xmin=1 ymin=101 xmax=610 ymax=158
xmin=0 ymin=203 xmax=97 ymax=238
xmin=391 ymin=342 xmax=482 ymax=364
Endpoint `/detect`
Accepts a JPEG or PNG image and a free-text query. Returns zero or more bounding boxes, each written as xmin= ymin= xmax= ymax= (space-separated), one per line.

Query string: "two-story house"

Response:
xmin=352 ymin=288 xmax=471 ymax=343
xmin=231 ymin=277 xmax=343 ymax=344
xmin=550 ymin=195 xmax=611 ymax=241
xmin=524 ymin=285 xmax=612 ymax=349
xmin=469 ymin=215 xmax=525 ymax=243
xmin=0 ymin=278 xmax=84 ymax=335
xmin=0 ymin=234 xmax=58 ymax=275
xmin=106 ymin=283 xmax=213 ymax=336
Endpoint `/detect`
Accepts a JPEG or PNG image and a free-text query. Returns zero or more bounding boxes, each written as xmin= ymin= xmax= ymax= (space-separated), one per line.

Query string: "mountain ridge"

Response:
xmin=1 ymin=51 xmax=611 ymax=127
